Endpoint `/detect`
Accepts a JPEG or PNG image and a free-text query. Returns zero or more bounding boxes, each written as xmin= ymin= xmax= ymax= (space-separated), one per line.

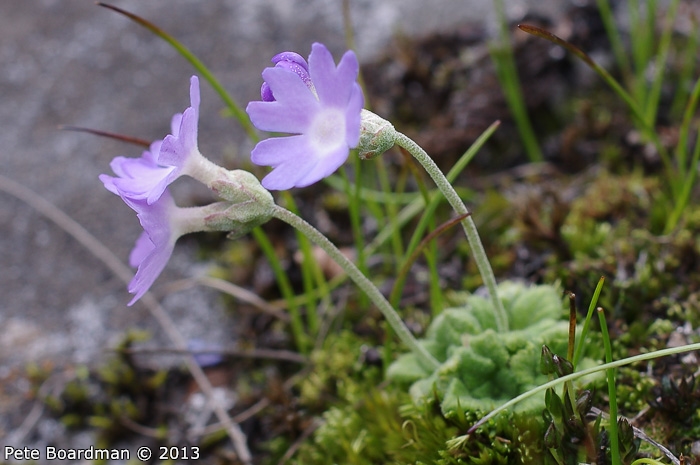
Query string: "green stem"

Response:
xmin=596 ymin=0 xmax=633 ymax=86
xmin=469 ymin=341 xmax=700 ymax=433
xmin=342 ymin=164 xmax=369 ymax=308
xmin=666 ymin=127 xmax=700 ymax=233
xmin=597 ymin=307 xmax=620 ymax=465
xmin=675 ymin=75 xmax=700 ymax=172
xmin=643 ymin=0 xmax=679 ymax=127
xmin=667 ymin=74 xmax=700 ymax=232
xmin=573 ymin=276 xmax=606 ymax=367
xmin=393 ymin=132 xmax=508 ymax=332
xmin=278 ymin=191 xmax=326 ymax=337
xmin=376 ymin=154 xmax=405 ymax=265
xmin=271 ymin=205 xmax=440 ymax=370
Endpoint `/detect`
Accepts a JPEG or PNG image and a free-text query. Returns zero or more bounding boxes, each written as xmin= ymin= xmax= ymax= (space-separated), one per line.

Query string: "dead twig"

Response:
xmin=165 ymin=276 xmax=290 ymax=322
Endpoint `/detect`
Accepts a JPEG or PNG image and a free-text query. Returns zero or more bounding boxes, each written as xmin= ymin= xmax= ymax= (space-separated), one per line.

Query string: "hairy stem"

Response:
xmin=393 ymin=132 xmax=508 ymax=332
xmin=271 ymin=205 xmax=440 ymax=370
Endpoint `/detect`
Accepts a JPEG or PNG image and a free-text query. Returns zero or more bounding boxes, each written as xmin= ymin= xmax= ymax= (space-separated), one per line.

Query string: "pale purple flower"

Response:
xmin=98 ymin=75 xmax=205 ymax=304
xmin=98 ymin=75 xmax=276 ymax=305
xmin=99 ymin=76 xmax=202 ymax=204
xmin=247 ymin=42 xmax=364 ymax=190
xmin=120 ymin=190 xmax=182 ymax=306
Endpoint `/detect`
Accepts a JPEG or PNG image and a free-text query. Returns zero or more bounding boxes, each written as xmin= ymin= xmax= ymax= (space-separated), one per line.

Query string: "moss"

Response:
xmin=614 ymin=368 xmax=657 ymax=414
xmin=294 ymin=387 xmax=546 ymax=465
xmin=299 ymin=330 xmax=384 ymax=409
xmin=502 ymin=171 xmax=700 ymax=327
xmin=41 ymin=331 xmax=177 ymax=445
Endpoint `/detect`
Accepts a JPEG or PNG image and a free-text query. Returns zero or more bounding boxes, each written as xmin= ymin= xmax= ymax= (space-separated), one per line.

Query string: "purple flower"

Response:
xmin=120 ymin=190 xmax=182 ymax=306
xmin=247 ymin=43 xmax=364 ymax=190
xmin=99 ymin=76 xmax=203 ymax=204
xmin=99 ymin=75 xmax=277 ymax=305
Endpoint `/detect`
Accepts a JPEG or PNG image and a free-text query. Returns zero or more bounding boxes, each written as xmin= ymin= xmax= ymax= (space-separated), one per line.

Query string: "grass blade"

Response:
xmin=597 ymin=307 xmax=620 ymax=465
xmin=97 ymin=3 xmax=258 ymax=141
xmin=518 ymin=24 xmax=673 ymax=188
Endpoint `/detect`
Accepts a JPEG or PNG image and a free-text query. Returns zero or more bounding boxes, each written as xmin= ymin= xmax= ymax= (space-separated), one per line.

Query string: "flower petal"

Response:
xmin=344 ymin=83 xmax=364 ymax=147
xmin=248 ymin=44 xmax=365 ymax=189
xmin=99 ymin=173 xmax=119 ymax=195
xmin=271 ymin=51 xmax=309 ymax=71
xmin=159 ymin=76 xmax=200 ymax=167
xmin=102 ymin=155 xmax=175 ymax=204
xmin=271 ymin=53 xmax=312 ymax=86
xmin=170 ymin=113 xmax=183 ymax=136
xmin=253 ymin=136 xmax=320 ymax=190
xmin=189 ymin=75 xmax=200 ymax=117
xmin=122 ymin=192 xmax=178 ymax=305
xmin=294 ymin=145 xmax=349 ymax=187
xmin=246 ymin=98 xmax=317 ymax=134
xmin=160 ymin=106 xmax=199 ymax=166
xmin=129 ymin=231 xmax=154 ymax=268
xmin=262 ymin=66 xmax=319 ymax=109
xmin=127 ymin=237 xmax=175 ymax=305
xmin=260 ymin=155 xmax=317 ymax=190
xmin=309 ymin=43 xmax=359 ymax=108
xmin=250 ymin=135 xmax=309 ymax=167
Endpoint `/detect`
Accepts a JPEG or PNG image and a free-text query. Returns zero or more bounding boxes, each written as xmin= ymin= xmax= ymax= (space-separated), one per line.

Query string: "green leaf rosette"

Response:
xmin=387 ymin=281 xmax=571 ymax=417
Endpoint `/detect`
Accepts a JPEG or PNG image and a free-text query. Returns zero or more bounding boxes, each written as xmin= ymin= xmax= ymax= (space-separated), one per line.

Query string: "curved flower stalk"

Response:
xmin=246 ymin=43 xmax=364 ymax=190
xmin=271 ymin=205 xmax=439 ymax=370
xmin=393 ymin=131 xmax=508 ymax=332
xmin=358 ymin=110 xmax=508 ymax=333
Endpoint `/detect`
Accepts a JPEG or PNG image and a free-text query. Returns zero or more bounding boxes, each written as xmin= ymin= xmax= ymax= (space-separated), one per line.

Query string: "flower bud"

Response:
xmin=357 ymin=109 xmax=396 ymax=160
xmin=208 ymin=169 xmax=275 ymax=238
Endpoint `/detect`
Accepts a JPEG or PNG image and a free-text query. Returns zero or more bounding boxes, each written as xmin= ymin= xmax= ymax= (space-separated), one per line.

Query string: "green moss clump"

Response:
xmin=298 ymin=330 xmax=384 ymax=408
xmin=533 ymin=172 xmax=700 ymax=325
xmin=293 ymin=387 xmax=546 ymax=465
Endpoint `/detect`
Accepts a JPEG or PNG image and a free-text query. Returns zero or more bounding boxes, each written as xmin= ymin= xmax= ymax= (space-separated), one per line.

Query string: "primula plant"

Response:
xmin=28 ymin=2 xmax=693 ymax=464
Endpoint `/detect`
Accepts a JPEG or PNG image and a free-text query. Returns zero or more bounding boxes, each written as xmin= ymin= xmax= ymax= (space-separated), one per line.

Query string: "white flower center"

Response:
xmin=309 ymin=108 xmax=345 ymax=154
